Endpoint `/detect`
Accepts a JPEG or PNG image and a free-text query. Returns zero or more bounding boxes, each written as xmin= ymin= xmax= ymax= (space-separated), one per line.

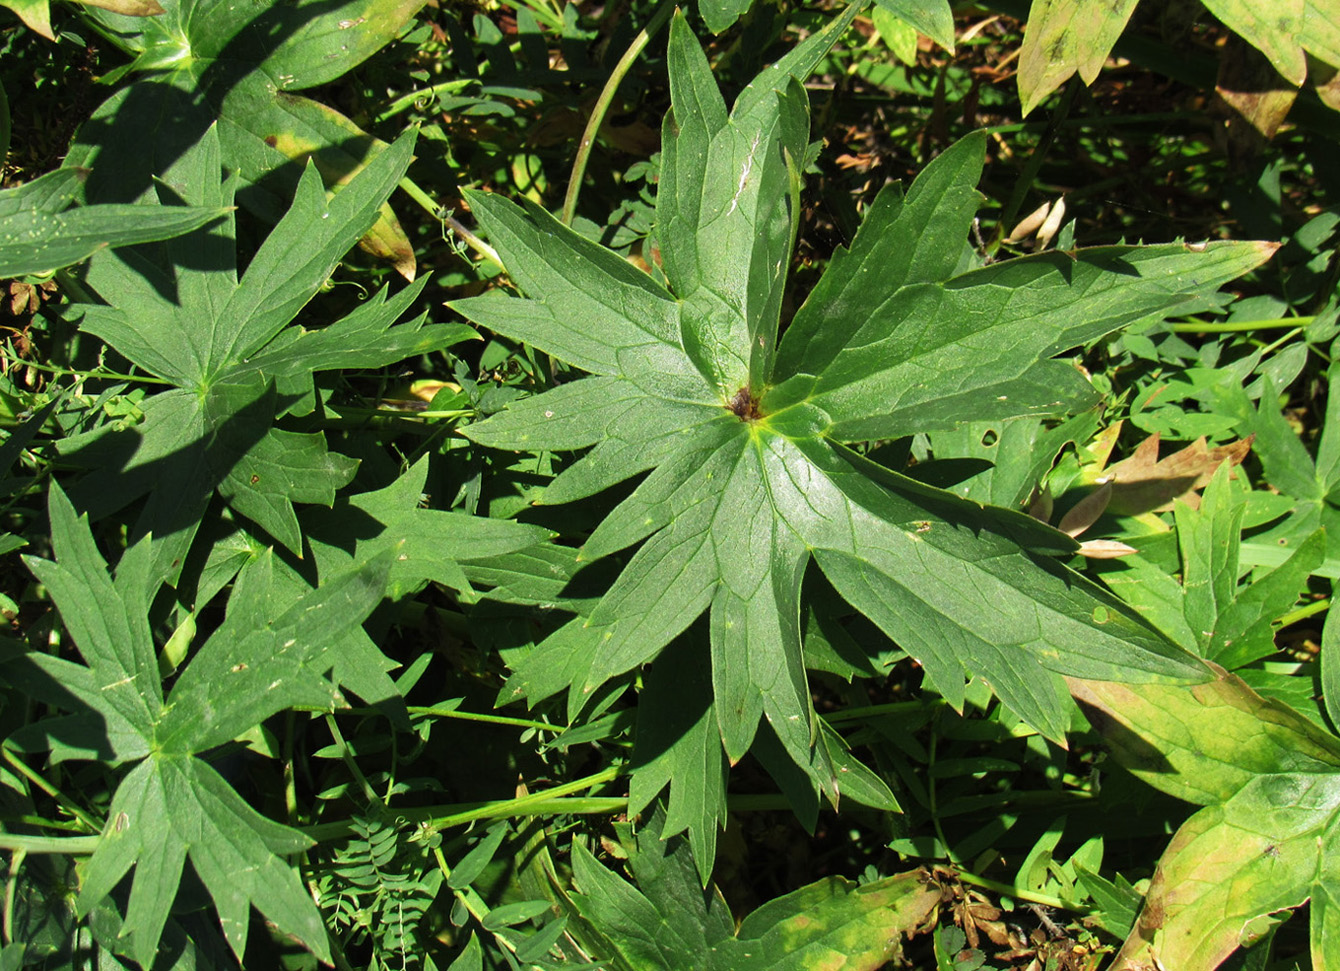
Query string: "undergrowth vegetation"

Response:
xmin=2 ymin=0 xmax=1340 ymax=969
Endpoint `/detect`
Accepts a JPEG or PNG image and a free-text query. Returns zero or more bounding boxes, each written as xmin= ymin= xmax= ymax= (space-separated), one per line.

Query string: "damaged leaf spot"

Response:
xmin=727 ymin=387 xmax=762 ymax=421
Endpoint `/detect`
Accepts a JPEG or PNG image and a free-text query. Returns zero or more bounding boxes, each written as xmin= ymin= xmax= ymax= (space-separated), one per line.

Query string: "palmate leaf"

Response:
xmin=455 ymin=13 xmax=1273 ymax=860
xmin=67 ymin=0 xmax=425 ymax=276
xmin=567 ymin=805 xmax=941 ymax=971
xmin=11 ymin=485 xmax=392 ymax=967
xmin=57 ymin=124 xmax=467 ymax=587
xmin=1106 ymin=464 xmax=1323 ymax=671
xmin=0 ymin=167 xmax=228 ymax=276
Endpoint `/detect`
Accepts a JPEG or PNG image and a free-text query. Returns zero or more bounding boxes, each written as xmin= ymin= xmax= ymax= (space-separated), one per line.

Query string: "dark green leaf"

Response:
xmin=0 ymin=167 xmax=228 ymax=276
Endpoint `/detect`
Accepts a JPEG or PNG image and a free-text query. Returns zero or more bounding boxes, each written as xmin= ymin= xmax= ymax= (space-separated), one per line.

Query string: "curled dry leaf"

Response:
xmin=1104 ymin=433 xmax=1254 ymax=515
xmin=1006 ymin=200 xmax=1052 ymax=243
xmin=1076 ymin=538 xmax=1138 ymax=559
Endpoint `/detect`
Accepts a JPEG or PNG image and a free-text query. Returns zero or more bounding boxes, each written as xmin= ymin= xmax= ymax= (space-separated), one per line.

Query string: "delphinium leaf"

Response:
xmin=456 ymin=11 xmax=1273 ymax=860
xmin=58 ymin=124 xmax=464 ymax=586
xmin=12 ymin=485 xmax=392 ymax=966
xmin=1072 ymin=670 xmax=1340 ymax=970
xmin=303 ymin=457 xmax=556 ymax=602
xmin=66 ymin=0 xmax=425 ymax=276
xmin=1106 ymin=463 xmax=1322 ymax=672
xmin=0 ymin=167 xmax=229 ymax=276
xmin=568 ymin=806 xmax=941 ymax=971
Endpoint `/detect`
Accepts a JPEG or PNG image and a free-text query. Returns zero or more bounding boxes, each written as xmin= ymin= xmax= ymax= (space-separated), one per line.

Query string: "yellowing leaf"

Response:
xmin=1017 ymin=0 xmax=1140 ymax=116
xmin=1202 ymin=0 xmax=1307 ymax=86
xmin=1073 ymin=669 xmax=1340 ymax=971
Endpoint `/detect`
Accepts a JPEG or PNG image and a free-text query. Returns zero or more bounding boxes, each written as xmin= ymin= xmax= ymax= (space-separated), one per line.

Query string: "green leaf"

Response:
xmin=15 ymin=484 xmax=392 ymax=965
xmin=61 ymin=125 xmax=455 ymax=583
xmin=1174 ymin=467 xmax=1322 ymax=668
xmin=568 ymin=807 xmax=941 ymax=971
xmin=1017 ymin=0 xmax=1140 ymax=116
xmin=0 ymin=168 xmax=229 ymax=276
xmin=1200 ymin=0 xmax=1307 ymax=85
xmin=456 ymin=17 xmax=1266 ymax=843
xmin=69 ymin=0 xmax=426 ymax=276
xmin=1078 ymin=671 xmax=1340 ymax=970
xmin=1017 ymin=0 xmax=1306 ymax=116
xmin=870 ymin=0 xmax=955 ymax=52
xmin=1070 ymin=669 xmax=1340 ymax=806
xmin=697 ymin=0 xmax=752 ymax=34
xmin=304 ymin=457 xmax=554 ymax=602
xmin=77 ymin=757 xmax=327 ymax=967
xmin=625 ymin=635 xmax=728 ymax=881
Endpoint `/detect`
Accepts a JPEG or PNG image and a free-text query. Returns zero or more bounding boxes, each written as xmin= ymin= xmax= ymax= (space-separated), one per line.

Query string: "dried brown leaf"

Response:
xmin=1105 ymin=434 xmax=1254 ymax=515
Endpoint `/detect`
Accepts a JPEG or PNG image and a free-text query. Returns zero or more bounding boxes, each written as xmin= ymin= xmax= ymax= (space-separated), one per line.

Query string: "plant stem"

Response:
xmin=1277 ymin=597 xmax=1329 ymax=628
xmin=951 ymin=866 xmax=1091 ymax=913
xmin=1 ymin=748 xmax=101 ymax=833
xmin=4 ymin=357 xmax=173 ymax=385
xmin=561 ymin=0 xmax=675 ymax=226
xmin=0 ymin=833 xmax=100 ymax=855
xmin=324 ymin=714 xmax=382 ymax=807
xmin=377 ymin=79 xmax=473 ymax=122
xmin=304 ymin=767 xmax=626 ymax=843
xmin=1170 ymin=316 xmax=1314 ymax=333
xmin=339 ymin=703 xmax=561 ymax=733
xmin=398 ymin=176 xmax=504 ymax=270
xmin=408 ymin=705 xmax=562 ymax=733
xmin=3 ymin=848 xmax=22 ymax=944
xmin=926 ymin=723 xmax=962 ymax=867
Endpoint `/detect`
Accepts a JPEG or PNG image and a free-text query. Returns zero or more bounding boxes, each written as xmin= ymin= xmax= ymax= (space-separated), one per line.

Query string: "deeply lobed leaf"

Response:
xmin=455 ymin=11 xmax=1273 ymax=863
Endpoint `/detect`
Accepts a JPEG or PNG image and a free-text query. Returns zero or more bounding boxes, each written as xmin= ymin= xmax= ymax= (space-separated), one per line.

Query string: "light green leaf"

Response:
xmin=1201 ymin=0 xmax=1307 ymax=85
xmin=1080 ymin=670 xmax=1340 ymax=970
xmin=1070 ymin=670 xmax=1340 ymax=806
xmin=870 ymin=0 xmax=955 ymax=52
xmin=1017 ymin=0 xmax=1140 ymax=116
xmin=1175 ymin=463 xmax=1323 ymax=668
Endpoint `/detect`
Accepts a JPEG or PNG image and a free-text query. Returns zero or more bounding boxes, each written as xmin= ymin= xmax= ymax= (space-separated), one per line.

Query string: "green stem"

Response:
xmin=324 ymin=714 xmax=381 ymax=808
xmin=1278 ymin=597 xmax=1329 ymax=628
xmin=951 ymin=867 xmax=1091 ymax=913
xmin=304 ymin=768 xmax=625 ymax=843
xmin=1170 ymin=316 xmax=1314 ymax=333
xmin=561 ymin=0 xmax=675 ymax=226
xmin=408 ymin=705 xmax=562 ymax=733
xmin=377 ymin=79 xmax=473 ymax=122
xmin=926 ymin=723 xmax=961 ymax=867
xmin=0 ymin=833 xmax=100 ymax=855
xmin=1 ymin=748 xmax=101 ymax=833
xmin=4 ymin=357 xmax=173 ymax=386
xmin=339 ymin=703 xmax=561 ymax=733
xmin=398 ymin=176 xmax=504 ymax=270
xmin=3 ymin=849 xmax=22 ymax=945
